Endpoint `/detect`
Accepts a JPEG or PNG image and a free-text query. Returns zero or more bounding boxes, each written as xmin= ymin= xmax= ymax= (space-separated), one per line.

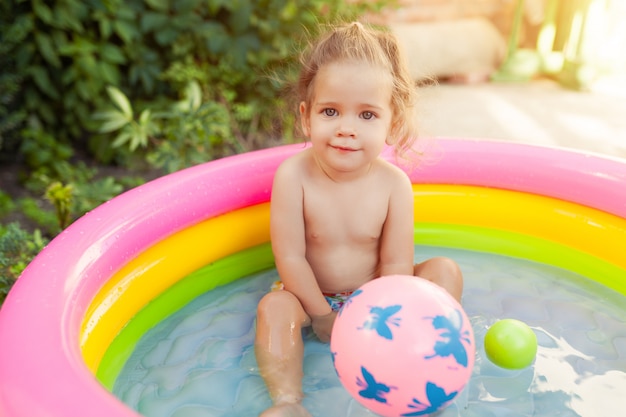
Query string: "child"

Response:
xmin=254 ymin=22 xmax=463 ymax=417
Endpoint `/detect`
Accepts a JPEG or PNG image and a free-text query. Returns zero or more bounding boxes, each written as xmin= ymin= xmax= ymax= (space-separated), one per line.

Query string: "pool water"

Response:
xmin=113 ymin=247 xmax=626 ymax=417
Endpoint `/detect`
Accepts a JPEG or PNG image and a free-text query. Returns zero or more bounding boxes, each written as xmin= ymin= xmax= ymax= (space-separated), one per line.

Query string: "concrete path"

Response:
xmin=417 ymin=78 xmax=626 ymax=159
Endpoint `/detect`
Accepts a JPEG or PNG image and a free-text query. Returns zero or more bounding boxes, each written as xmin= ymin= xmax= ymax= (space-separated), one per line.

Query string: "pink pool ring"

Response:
xmin=0 ymin=138 xmax=624 ymax=417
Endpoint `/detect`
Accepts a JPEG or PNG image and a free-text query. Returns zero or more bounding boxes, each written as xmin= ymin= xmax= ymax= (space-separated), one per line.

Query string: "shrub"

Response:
xmin=0 ymin=223 xmax=49 ymax=306
xmin=23 ymin=162 xmax=131 ymax=234
xmin=95 ymin=82 xmax=236 ymax=172
xmin=1 ymin=0 xmax=383 ymax=172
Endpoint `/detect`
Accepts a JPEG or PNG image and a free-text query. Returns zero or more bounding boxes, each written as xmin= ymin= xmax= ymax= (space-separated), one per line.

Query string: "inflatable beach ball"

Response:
xmin=330 ymin=275 xmax=475 ymax=417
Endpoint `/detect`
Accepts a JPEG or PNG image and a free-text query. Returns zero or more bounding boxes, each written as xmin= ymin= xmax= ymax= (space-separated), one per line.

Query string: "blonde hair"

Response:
xmin=297 ymin=22 xmax=418 ymax=155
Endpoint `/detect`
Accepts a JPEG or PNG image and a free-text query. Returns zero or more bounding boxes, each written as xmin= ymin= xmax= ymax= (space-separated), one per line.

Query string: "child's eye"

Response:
xmin=323 ymin=108 xmax=337 ymax=116
xmin=361 ymin=111 xmax=375 ymax=120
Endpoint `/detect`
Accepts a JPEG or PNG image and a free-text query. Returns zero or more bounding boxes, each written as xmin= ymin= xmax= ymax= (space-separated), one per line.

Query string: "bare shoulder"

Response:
xmin=274 ymin=148 xmax=311 ymax=179
xmin=271 ymin=148 xmax=315 ymax=197
xmin=372 ymin=157 xmax=412 ymax=191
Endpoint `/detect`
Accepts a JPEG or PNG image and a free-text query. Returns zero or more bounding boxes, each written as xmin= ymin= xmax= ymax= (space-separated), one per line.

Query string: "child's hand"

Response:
xmin=311 ymin=311 xmax=337 ymax=343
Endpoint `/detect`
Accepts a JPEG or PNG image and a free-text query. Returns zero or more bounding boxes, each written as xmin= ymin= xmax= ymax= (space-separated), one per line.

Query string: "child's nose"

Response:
xmin=337 ymin=120 xmax=356 ymax=137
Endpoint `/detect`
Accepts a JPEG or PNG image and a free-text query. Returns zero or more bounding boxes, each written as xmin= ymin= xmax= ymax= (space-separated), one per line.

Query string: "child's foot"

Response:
xmin=259 ymin=402 xmax=312 ymax=417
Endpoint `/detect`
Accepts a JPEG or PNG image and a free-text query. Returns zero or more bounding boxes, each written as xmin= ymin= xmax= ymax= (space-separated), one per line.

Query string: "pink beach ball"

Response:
xmin=330 ymin=275 xmax=475 ymax=417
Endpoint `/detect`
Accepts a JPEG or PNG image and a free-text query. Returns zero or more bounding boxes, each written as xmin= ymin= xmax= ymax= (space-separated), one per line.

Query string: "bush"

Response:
xmin=23 ymin=162 xmax=135 ymax=234
xmin=1 ymin=0 xmax=383 ymax=172
xmin=0 ymin=0 xmax=385 ymax=303
xmin=0 ymin=223 xmax=49 ymax=305
xmin=95 ymin=82 xmax=237 ymax=172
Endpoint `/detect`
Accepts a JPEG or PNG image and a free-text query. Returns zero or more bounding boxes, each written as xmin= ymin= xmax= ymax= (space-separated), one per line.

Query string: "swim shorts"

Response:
xmin=271 ymin=280 xmax=353 ymax=312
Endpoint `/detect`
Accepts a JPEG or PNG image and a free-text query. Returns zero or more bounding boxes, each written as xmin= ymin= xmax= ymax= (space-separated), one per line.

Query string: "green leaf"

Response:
xmin=74 ymin=37 xmax=98 ymax=54
xmin=34 ymin=33 xmax=61 ymax=67
xmin=96 ymin=12 xmax=113 ymax=39
xmin=75 ymin=79 xmax=92 ymax=101
xmin=140 ymin=12 xmax=169 ymax=32
xmin=51 ymin=30 xmax=69 ymax=51
xmin=99 ymin=117 xmax=131 ymax=133
xmin=32 ymin=0 xmax=54 ymax=24
xmin=77 ymin=55 xmax=98 ymax=77
xmin=145 ymin=0 xmax=170 ymax=12
xmin=207 ymin=0 xmax=231 ymax=14
xmin=93 ymin=110 xmax=119 ymax=120
xmin=185 ymin=81 xmax=202 ymax=112
xmin=95 ymin=111 xmax=131 ymax=133
xmin=129 ymin=65 xmax=139 ymax=86
xmin=61 ymin=66 xmax=77 ymax=84
xmin=139 ymin=109 xmax=152 ymax=125
xmin=280 ymin=1 xmax=298 ymax=20
xmin=55 ymin=4 xmax=85 ymax=32
xmin=111 ymin=130 xmax=132 ymax=148
xmin=173 ymin=0 xmax=200 ymax=13
xmin=155 ymin=28 xmax=178 ymax=45
xmin=129 ymin=124 xmax=147 ymax=150
xmin=114 ymin=5 xmax=136 ymax=20
xmin=229 ymin=1 xmax=252 ymax=32
xmin=133 ymin=64 xmax=160 ymax=93
xmin=100 ymin=44 xmax=126 ymax=64
xmin=205 ymin=25 xmax=229 ymax=54
xmin=37 ymin=101 xmax=56 ymax=124
xmin=171 ymin=13 xmax=202 ymax=30
xmin=106 ymin=86 xmax=133 ymax=118
xmin=29 ymin=66 xmax=59 ymax=99
xmin=113 ymin=20 xmax=138 ymax=44
xmin=98 ymin=61 xmax=120 ymax=85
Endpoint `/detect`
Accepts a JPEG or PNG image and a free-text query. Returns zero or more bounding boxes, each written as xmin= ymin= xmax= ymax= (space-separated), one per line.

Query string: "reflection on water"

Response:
xmin=114 ymin=246 xmax=626 ymax=417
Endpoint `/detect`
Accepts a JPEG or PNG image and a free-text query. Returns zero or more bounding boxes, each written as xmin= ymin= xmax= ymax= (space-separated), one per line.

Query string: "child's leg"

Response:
xmin=255 ymin=290 xmax=312 ymax=416
xmin=414 ymin=256 xmax=463 ymax=302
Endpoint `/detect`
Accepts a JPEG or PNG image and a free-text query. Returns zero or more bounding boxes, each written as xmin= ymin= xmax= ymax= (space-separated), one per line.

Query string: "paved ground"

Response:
xmin=417 ymin=78 xmax=626 ymax=159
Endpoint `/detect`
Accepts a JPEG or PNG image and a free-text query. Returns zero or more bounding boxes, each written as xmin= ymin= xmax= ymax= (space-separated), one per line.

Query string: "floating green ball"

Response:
xmin=484 ymin=319 xmax=537 ymax=370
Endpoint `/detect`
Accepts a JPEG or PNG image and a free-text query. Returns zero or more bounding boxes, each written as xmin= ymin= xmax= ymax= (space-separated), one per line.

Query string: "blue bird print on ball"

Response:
xmin=359 ymin=304 xmax=402 ymax=340
xmin=401 ymin=382 xmax=457 ymax=416
xmin=424 ymin=308 xmax=471 ymax=367
xmin=357 ymin=366 xmax=396 ymax=403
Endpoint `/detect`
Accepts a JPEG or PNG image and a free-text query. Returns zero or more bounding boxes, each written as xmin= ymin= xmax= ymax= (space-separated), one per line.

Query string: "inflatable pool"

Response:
xmin=0 ymin=138 xmax=624 ymax=417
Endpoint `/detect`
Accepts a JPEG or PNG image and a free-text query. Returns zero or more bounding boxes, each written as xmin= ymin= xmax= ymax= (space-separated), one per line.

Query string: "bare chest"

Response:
xmin=303 ymin=186 xmax=389 ymax=243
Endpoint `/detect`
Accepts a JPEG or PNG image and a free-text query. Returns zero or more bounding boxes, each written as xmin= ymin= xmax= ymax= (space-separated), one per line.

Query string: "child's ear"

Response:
xmin=299 ymin=101 xmax=311 ymax=137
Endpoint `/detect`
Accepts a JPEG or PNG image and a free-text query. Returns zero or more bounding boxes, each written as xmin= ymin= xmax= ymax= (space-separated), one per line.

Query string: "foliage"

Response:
xmin=13 ymin=197 xmax=60 ymax=237
xmin=23 ymin=163 xmax=129 ymax=234
xmin=18 ymin=128 xmax=74 ymax=179
xmin=0 ymin=191 xmax=16 ymax=218
xmin=44 ymin=182 xmax=74 ymax=230
xmin=95 ymin=82 xmax=236 ymax=172
xmin=1 ymin=0 xmax=383 ymax=173
xmin=0 ymin=223 xmax=49 ymax=305
xmin=0 ymin=0 xmax=385 ymax=305
xmin=1 ymin=159 xmax=137 ymax=240
xmin=151 ymin=81 xmax=235 ymax=172
xmin=0 ymin=14 xmax=26 ymax=154
xmin=94 ymin=85 xmax=159 ymax=152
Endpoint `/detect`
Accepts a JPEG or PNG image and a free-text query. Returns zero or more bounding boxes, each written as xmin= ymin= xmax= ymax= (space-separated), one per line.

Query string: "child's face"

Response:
xmin=300 ymin=60 xmax=394 ymax=177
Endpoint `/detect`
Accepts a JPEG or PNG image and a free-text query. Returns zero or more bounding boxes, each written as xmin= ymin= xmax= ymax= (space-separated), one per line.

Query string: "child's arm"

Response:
xmin=378 ymin=169 xmax=415 ymax=277
xmin=270 ymin=160 xmax=333 ymax=320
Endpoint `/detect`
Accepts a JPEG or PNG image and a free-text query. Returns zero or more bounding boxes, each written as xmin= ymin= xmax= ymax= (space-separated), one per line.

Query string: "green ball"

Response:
xmin=484 ymin=319 xmax=537 ymax=370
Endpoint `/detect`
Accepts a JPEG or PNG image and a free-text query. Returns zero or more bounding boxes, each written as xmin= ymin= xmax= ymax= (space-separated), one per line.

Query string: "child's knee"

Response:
xmin=257 ymin=290 xmax=306 ymax=324
xmin=435 ymin=256 xmax=462 ymax=279
xmin=414 ymin=256 xmax=463 ymax=302
xmin=414 ymin=256 xmax=461 ymax=278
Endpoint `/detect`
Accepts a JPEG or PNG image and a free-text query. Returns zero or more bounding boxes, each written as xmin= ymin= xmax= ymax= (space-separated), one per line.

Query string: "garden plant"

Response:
xmin=0 ymin=0 xmax=385 ymax=305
